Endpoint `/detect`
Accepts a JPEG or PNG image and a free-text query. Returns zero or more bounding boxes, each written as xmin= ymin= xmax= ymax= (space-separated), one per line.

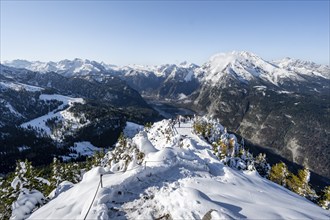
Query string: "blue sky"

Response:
xmin=1 ymin=1 xmax=329 ymax=65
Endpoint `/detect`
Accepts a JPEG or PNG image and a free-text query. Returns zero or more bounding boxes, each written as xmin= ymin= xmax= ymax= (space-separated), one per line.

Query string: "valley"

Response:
xmin=1 ymin=51 xmax=329 ymax=186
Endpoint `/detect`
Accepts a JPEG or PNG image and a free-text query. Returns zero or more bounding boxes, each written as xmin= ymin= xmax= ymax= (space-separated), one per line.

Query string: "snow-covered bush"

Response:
xmin=103 ymin=133 xmax=145 ymax=172
xmin=193 ymin=116 xmax=264 ymax=173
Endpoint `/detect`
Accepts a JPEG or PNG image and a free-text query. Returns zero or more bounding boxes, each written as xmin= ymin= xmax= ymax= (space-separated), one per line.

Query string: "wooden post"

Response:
xmin=100 ymin=174 xmax=103 ymax=188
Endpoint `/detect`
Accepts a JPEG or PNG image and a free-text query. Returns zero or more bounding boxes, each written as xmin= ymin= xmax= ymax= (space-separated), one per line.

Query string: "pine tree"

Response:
xmin=287 ymin=172 xmax=303 ymax=195
xmin=0 ymin=173 xmax=16 ymax=219
xmin=50 ymin=157 xmax=62 ymax=189
xmin=269 ymin=162 xmax=288 ymax=186
xmin=297 ymin=167 xmax=316 ymax=200
xmin=91 ymin=149 xmax=105 ymax=167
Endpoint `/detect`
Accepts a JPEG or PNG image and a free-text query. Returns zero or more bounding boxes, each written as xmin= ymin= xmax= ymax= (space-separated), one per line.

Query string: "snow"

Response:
xmin=184 ymin=70 xmax=194 ymax=81
xmin=4 ymin=53 xmax=328 ymax=87
xmin=69 ymin=141 xmax=101 ymax=158
xmin=0 ymin=81 xmax=44 ymax=92
xmin=29 ymin=119 xmax=329 ymax=220
xmin=253 ymin=85 xmax=267 ymax=90
xmin=123 ymin=121 xmax=144 ymax=138
xmin=48 ymin=181 xmax=74 ymax=200
xmin=133 ymin=131 xmax=158 ymax=154
xmin=18 ymin=145 xmax=30 ymax=152
xmin=20 ymin=94 xmax=85 ymax=139
xmin=277 ymin=90 xmax=293 ymax=94
xmin=11 ymin=189 xmax=45 ymax=220
xmin=177 ymin=93 xmax=187 ymax=100
xmin=3 ymin=58 xmax=110 ymax=77
xmin=5 ymin=102 xmax=24 ymax=118
xmin=197 ymin=51 xmax=304 ymax=86
xmin=273 ymin=57 xmax=330 ymax=79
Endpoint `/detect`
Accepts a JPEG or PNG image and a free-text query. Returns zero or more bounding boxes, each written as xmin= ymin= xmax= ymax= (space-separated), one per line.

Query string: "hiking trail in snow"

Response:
xmin=29 ymin=120 xmax=330 ymax=220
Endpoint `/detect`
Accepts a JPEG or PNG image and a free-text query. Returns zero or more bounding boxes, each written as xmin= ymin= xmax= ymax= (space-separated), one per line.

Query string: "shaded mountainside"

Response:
xmin=188 ymin=79 xmax=330 ymax=183
xmin=0 ymin=65 xmax=161 ymax=173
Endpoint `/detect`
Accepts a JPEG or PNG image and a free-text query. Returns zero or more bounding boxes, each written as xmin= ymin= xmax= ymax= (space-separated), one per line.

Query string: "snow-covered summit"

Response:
xmin=197 ymin=51 xmax=299 ymax=85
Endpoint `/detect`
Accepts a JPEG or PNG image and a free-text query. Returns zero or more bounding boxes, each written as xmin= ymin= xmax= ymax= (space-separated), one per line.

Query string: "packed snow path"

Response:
xmin=29 ymin=120 xmax=330 ymax=220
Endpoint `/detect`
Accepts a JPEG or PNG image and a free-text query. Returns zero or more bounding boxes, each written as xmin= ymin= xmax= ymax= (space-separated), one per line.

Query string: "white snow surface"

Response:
xmin=11 ymin=189 xmax=44 ymax=220
xmin=20 ymin=94 xmax=85 ymax=139
xmin=123 ymin=121 xmax=144 ymax=138
xmin=0 ymin=81 xmax=44 ymax=92
xmin=69 ymin=141 xmax=101 ymax=158
xmin=29 ymin=120 xmax=329 ymax=220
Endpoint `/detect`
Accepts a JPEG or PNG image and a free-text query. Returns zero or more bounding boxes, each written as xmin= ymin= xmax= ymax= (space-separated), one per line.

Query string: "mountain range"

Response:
xmin=1 ymin=51 xmax=329 ymax=183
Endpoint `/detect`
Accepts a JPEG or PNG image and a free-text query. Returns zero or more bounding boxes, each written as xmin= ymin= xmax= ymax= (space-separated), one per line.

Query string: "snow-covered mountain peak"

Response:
xmin=200 ymin=51 xmax=287 ymax=85
xmin=208 ymin=51 xmax=271 ymax=72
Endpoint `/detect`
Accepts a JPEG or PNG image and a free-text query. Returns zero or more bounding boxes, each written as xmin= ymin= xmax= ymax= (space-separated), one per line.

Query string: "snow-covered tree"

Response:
xmin=0 ymin=160 xmax=47 ymax=219
xmin=254 ymin=153 xmax=271 ymax=178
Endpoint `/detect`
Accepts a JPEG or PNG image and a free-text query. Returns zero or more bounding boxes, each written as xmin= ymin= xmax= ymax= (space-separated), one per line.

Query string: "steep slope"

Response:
xmin=28 ymin=120 xmax=329 ymax=219
xmin=186 ymin=52 xmax=330 ymax=180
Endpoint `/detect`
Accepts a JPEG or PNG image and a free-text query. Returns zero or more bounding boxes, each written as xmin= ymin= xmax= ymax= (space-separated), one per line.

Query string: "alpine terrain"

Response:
xmin=1 ymin=51 xmax=330 ymax=219
xmin=8 ymin=118 xmax=330 ymax=219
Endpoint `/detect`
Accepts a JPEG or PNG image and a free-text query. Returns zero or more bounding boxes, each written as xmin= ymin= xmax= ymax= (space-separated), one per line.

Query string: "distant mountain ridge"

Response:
xmin=1 ymin=51 xmax=330 ymax=181
xmin=3 ymin=51 xmax=329 ymax=81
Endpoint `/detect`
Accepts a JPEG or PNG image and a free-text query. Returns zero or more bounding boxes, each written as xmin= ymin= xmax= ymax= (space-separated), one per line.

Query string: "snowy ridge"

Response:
xmin=273 ymin=57 xmax=330 ymax=79
xmin=29 ymin=119 xmax=329 ymax=219
xmin=3 ymin=51 xmax=328 ymax=85
xmin=3 ymin=59 xmax=111 ymax=77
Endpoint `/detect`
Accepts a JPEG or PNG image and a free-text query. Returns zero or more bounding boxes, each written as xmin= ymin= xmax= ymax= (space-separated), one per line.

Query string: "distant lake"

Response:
xmin=147 ymin=101 xmax=195 ymax=119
